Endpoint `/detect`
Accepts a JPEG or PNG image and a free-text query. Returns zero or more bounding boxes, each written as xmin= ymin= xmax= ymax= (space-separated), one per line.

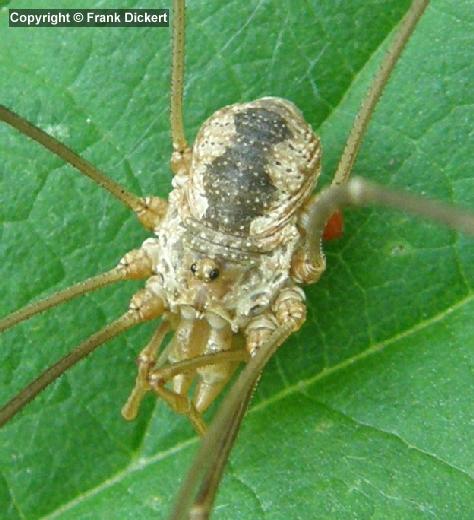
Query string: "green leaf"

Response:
xmin=1 ymin=0 xmax=473 ymax=518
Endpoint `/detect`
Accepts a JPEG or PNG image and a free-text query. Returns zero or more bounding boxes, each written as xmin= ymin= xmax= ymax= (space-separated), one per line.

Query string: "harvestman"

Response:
xmin=0 ymin=0 xmax=473 ymax=518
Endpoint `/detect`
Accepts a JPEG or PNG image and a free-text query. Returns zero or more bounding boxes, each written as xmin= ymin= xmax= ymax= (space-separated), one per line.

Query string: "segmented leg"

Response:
xmin=291 ymin=193 xmax=327 ymax=284
xmin=0 ymin=287 xmax=166 ymax=427
xmin=332 ymin=0 xmax=429 ymax=186
xmin=144 ymin=309 xmax=244 ymax=427
xmin=245 ymin=312 xmax=279 ymax=356
xmin=0 ymin=105 xmax=167 ymax=231
xmin=121 ymin=319 xmax=171 ymax=420
xmin=170 ymin=0 xmax=192 ymax=175
xmin=303 ymin=177 xmax=474 ymax=266
xmin=0 ymin=244 xmax=155 ymax=334
xmin=169 ymin=288 xmax=307 ymax=520
xmin=143 ymin=349 xmax=249 ymax=435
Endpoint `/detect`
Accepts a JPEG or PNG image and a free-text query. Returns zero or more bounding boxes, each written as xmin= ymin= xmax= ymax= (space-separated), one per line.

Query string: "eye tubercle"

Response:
xmin=189 ymin=258 xmax=221 ymax=283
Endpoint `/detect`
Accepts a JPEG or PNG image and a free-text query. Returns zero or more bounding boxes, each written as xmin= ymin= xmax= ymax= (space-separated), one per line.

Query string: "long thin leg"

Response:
xmin=190 ymin=378 xmax=255 ymax=520
xmin=0 ymin=105 xmax=167 ymax=230
xmin=170 ymin=0 xmax=192 ymax=175
xmin=0 ymin=247 xmax=154 ymax=334
xmin=305 ymin=177 xmax=474 ymax=267
xmin=168 ymin=322 xmax=295 ymax=520
xmin=168 ymin=288 xmax=307 ymax=520
xmin=152 ymin=349 xmax=249 ymax=382
xmin=0 ymin=288 xmax=165 ymax=428
xmin=332 ymin=0 xmax=429 ymax=186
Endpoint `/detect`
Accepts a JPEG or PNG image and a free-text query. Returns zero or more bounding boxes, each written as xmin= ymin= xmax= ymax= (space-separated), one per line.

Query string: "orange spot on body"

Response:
xmin=323 ymin=210 xmax=344 ymax=240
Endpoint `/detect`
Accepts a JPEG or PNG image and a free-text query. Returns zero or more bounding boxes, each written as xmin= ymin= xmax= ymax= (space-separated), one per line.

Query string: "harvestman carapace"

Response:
xmin=0 ymin=1 xmax=473 ymax=519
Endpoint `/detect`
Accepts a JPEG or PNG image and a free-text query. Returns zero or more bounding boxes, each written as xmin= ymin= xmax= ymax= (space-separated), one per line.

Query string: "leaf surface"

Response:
xmin=0 ymin=0 xmax=473 ymax=518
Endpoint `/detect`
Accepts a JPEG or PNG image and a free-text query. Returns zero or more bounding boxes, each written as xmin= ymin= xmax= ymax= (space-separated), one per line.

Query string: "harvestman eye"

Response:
xmin=0 ymin=0 xmax=473 ymax=519
xmin=207 ymin=268 xmax=219 ymax=281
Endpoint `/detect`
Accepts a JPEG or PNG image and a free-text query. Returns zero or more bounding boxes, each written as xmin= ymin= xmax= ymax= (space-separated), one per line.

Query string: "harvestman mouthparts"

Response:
xmin=0 ymin=0 xmax=473 ymax=518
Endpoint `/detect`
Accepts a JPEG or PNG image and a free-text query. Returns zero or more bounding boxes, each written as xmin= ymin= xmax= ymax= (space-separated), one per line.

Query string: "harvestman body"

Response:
xmin=1 ymin=0 xmax=473 ymax=518
xmin=128 ymin=98 xmax=318 ymax=416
